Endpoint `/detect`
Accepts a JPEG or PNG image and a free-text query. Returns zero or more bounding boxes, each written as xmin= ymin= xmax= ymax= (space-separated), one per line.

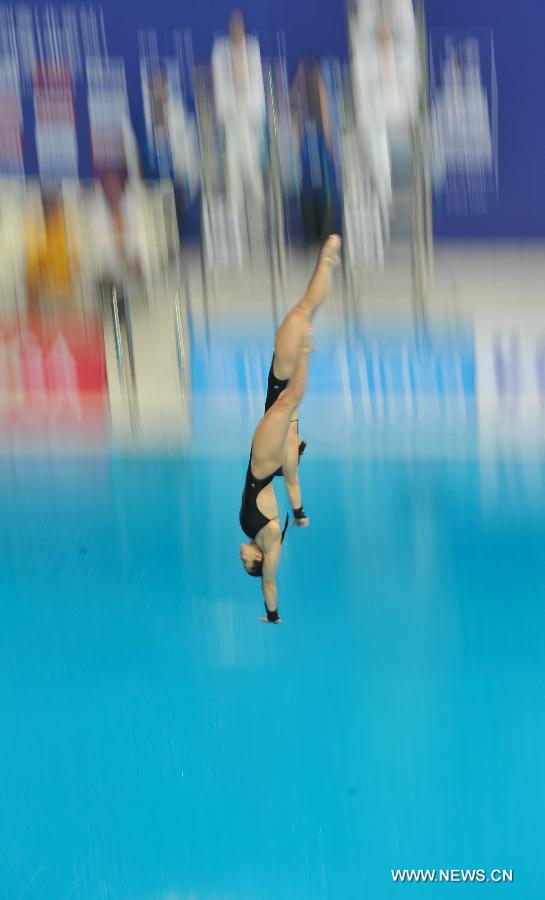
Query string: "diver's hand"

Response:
xmin=291 ymin=515 xmax=310 ymax=528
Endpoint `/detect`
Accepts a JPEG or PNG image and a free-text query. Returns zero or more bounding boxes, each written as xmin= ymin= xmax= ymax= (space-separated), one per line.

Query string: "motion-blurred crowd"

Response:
xmin=0 ymin=0 xmax=420 ymax=315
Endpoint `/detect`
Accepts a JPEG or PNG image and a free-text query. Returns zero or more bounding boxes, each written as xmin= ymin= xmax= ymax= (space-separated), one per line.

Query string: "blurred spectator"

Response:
xmin=291 ymin=56 xmax=336 ymax=245
xmin=146 ymin=65 xmax=200 ymax=235
xmin=0 ymin=179 xmax=26 ymax=312
xmin=87 ymin=171 xmax=150 ymax=292
xmin=25 ymin=187 xmax=79 ymax=313
xmin=377 ymin=0 xmax=419 ymax=134
xmin=211 ymin=10 xmax=266 ymax=221
xmin=431 ymin=40 xmax=493 ymax=189
xmin=121 ymin=110 xmax=141 ymax=182
xmin=351 ymin=0 xmax=418 ymax=207
xmin=351 ymin=16 xmax=392 ymax=236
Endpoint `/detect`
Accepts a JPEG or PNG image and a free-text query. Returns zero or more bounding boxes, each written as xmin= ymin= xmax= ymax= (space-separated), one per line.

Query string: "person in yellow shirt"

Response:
xmin=26 ymin=188 xmax=79 ymax=312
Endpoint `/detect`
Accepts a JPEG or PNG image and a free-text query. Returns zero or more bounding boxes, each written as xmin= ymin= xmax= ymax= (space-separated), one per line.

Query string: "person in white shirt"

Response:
xmin=0 ymin=179 xmax=27 ymax=312
xmin=86 ymin=171 xmax=150 ymax=290
xmin=211 ymin=11 xmax=266 ymax=221
xmin=351 ymin=30 xmax=392 ymax=220
xmin=352 ymin=0 xmax=419 ymax=121
xmin=147 ymin=67 xmax=200 ymax=200
xmin=431 ymin=41 xmax=493 ymax=188
xmin=350 ymin=0 xmax=419 ymax=260
xmin=378 ymin=0 xmax=419 ymax=135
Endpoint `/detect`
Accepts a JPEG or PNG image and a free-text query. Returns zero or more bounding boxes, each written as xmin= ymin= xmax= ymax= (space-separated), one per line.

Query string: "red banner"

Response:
xmin=0 ymin=314 xmax=108 ymax=438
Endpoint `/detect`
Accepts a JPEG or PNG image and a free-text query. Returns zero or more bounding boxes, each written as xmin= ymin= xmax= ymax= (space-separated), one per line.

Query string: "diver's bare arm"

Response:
xmin=282 ymin=429 xmax=309 ymax=525
xmin=285 ymin=474 xmax=302 ymax=512
xmin=261 ymin=530 xmax=282 ymax=613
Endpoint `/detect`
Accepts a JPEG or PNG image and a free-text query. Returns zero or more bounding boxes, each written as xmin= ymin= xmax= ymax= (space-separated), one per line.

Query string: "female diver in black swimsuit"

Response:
xmin=239 ymin=324 xmax=312 ymax=623
xmin=239 ymin=235 xmax=341 ymax=623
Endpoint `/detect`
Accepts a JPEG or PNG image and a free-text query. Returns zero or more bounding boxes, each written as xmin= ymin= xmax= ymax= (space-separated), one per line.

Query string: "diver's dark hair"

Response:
xmin=246 ymin=559 xmax=263 ymax=578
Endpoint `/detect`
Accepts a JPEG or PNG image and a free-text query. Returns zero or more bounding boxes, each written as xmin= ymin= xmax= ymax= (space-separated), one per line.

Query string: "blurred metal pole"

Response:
xmin=200 ymin=195 xmax=212 ymax=343
xmin=170 ymin=167 xmax=192 ymax=406
xmin=174 ymin=287 xmax=191 ymax=408
xmin=265 ymin=62 xmax=286 ymax=328
xmin=194 ymin=67 xmax=213 ymax=338
xmin=174 ymin=282 xmax=191 ymax=435
xmin=419 ymin=0 xmax=434 ymax=289
xmin=339 ymin=66 xmax=358 ymax=332
xmin=341 ymin=167 xmax=357 ymax=331
xmin=276 ymin=32 xmax=294 ymax=253
xmin=411 ymin=0 xmax=433 ymax=339
xmin=411 ymin=123 xmax=427 ymax=336
xmin=111 ymin=284 xmax=138 ymax=429
xmin=111 ymin=285 xmax=126 ymax=389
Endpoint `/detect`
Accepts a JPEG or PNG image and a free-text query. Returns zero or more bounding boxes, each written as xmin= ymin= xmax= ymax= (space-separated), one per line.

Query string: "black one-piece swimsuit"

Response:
xmin=264 ymin=354 xmax=306 ymax=477
xmin=240 ymin=355 xmax=308 ymax=539
xmin=239 ymin=451 xmax=277 ymax=540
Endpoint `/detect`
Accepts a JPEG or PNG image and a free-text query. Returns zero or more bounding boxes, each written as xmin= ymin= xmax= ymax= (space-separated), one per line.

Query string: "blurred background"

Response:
xmin=2 ymin=1 xmax=545 ymax=898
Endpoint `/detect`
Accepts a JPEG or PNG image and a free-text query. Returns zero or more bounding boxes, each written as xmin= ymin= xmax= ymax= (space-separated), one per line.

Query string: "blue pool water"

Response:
xmin=1 ymin=456 xmax=544 ymax=898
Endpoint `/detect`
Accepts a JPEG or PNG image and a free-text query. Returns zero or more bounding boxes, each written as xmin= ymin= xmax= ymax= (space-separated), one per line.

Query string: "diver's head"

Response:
xmin=239 ymin=541 xmax=263 ymax=577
